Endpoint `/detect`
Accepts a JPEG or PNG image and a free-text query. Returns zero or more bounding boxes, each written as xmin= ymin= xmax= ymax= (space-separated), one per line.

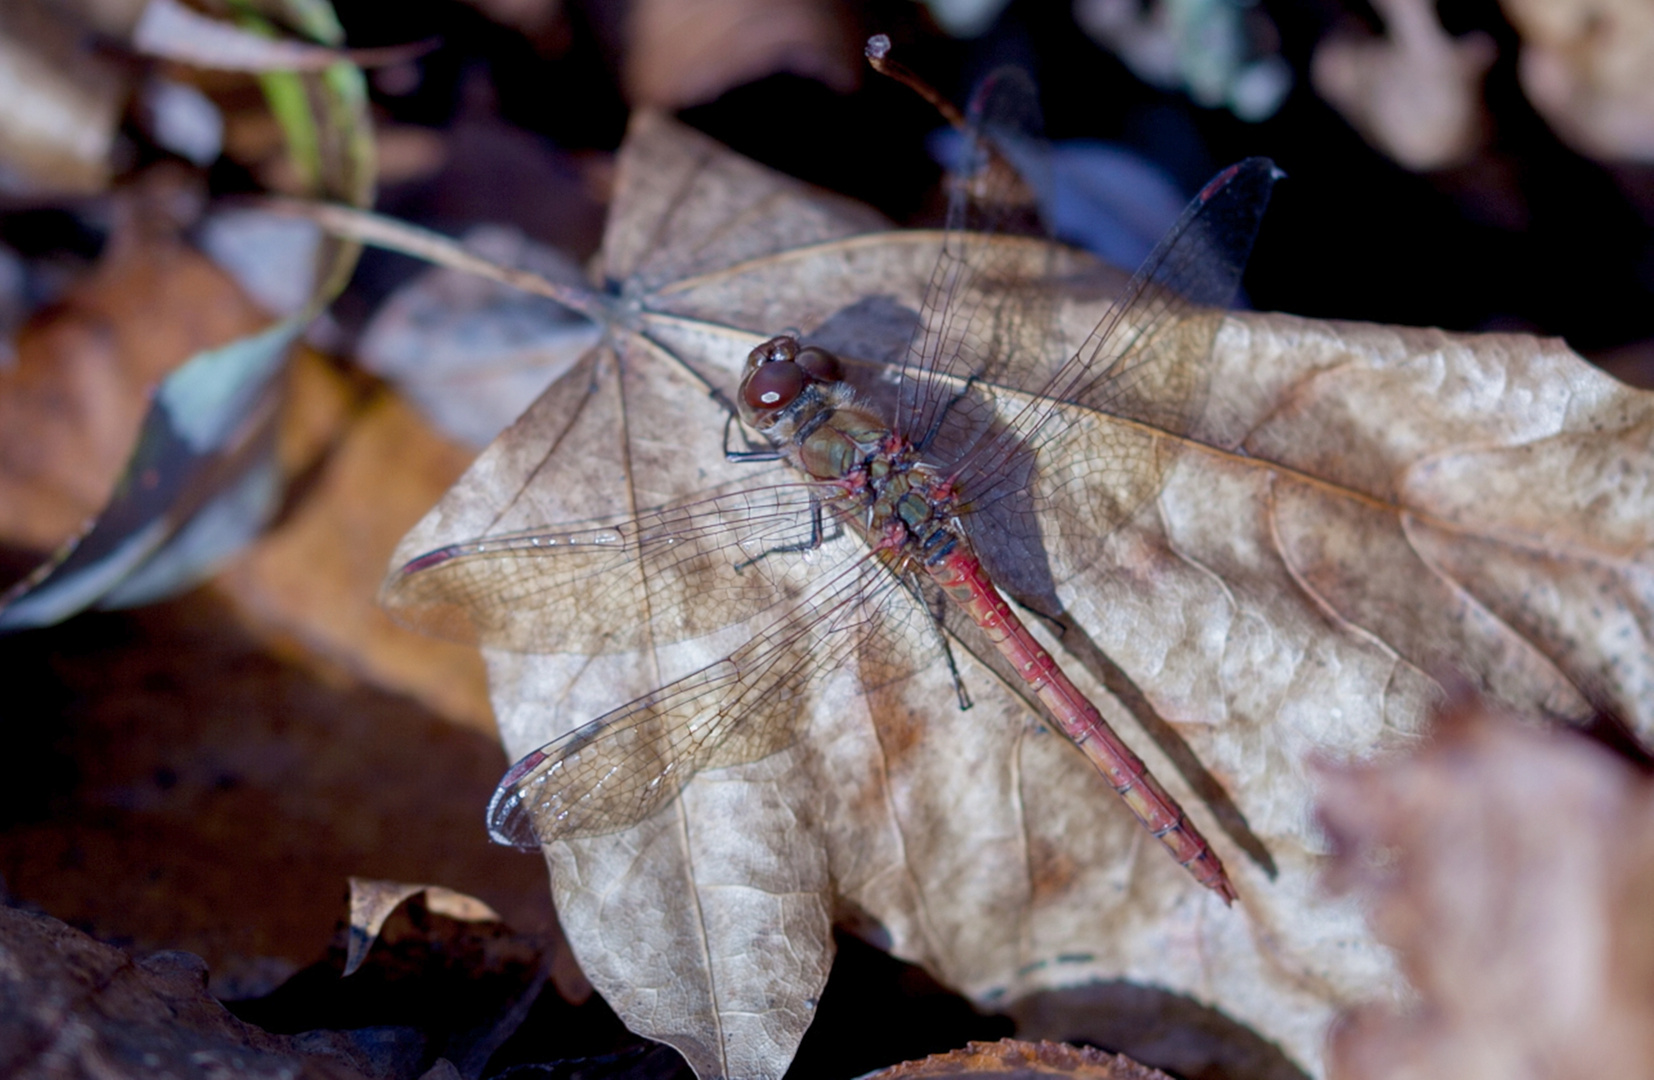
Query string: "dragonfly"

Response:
xmin=383 ymin=77 xmax=1279 ymax=904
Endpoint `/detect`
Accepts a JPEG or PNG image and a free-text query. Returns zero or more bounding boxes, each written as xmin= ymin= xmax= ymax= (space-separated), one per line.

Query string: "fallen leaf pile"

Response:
xmin=0 ymin=0 xmax=373 ymax=631
xmin=3 ymin=3 xmax=1653 ymax=1079
xmin=0 ymin=190 xmax=269 ymax=560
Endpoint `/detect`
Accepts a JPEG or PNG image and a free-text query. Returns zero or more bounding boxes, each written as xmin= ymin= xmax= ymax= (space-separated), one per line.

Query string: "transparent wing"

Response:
xmin=954 ymin=158 xmax=1281 ymax=538
xmin=882 ymin=134 xmax=1274 ymax=563
xmin=382 ymin=477 xmax=841 ymax=655
xmin=485 ymin=554 xmax=928 ymax=847
xmin=894 ymin=66 xmax=1056 ymax=449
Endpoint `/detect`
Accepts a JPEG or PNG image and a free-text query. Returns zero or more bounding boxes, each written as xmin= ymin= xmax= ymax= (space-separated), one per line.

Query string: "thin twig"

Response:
xmin=260 ymin=198 xmax=608 ymax=322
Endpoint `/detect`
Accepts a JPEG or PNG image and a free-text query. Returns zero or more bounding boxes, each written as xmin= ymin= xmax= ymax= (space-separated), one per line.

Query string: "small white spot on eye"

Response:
xmin=760 ymin=391 xmax=782 ymax=404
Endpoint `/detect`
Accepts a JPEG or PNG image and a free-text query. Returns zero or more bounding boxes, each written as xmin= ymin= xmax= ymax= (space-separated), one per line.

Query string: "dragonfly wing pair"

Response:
xmin=385 ymin=475 xmax=944 ymax=848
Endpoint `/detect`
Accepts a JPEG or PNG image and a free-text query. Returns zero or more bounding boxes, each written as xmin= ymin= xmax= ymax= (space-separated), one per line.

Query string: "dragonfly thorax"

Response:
xmin=739 ymin=336 xmax=886 ymax=483
xmin=739 ymin=335 xmax=962 ymax=563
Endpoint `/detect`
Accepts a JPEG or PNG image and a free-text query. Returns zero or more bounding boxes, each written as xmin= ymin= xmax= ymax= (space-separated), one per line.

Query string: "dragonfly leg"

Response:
xmin=1015 ymin=598 xmax=1069 ymax=640
xmin=902 ymin=571 xmax=974 ymax=711
xmin=722 ymin=410 xmax=785 ymax=462
xmin=913 ymin=373 xmax=981 ymax=455
xmin=733 ymin=497 xmax=843 ymax=573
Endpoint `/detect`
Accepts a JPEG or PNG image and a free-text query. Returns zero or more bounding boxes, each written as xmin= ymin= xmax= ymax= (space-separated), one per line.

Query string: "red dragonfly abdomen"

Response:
xmin=928 ymin=546 xmax=1238 ymax=905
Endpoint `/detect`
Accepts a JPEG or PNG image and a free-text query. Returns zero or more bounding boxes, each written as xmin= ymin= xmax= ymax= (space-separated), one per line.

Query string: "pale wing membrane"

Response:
xmin=383 ymin=479 xmax=838 ymax=654
xmin=895 ymin=67 xmax=1062 ymax=451
xmin=1028 ymin=159 xmax=1279 ymax=428
xmin=486 ymin=556 xmax=929 ymax=847
xmin=954 ymin=160 xmax=1281 ymax=541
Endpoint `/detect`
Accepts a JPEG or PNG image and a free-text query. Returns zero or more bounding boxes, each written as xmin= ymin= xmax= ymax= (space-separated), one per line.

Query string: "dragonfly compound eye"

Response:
xmin=742 ymin=359 xmax=806 ymax=410
xmin=748 ymin=335 xmax=798 ymax=366
xmin=794 ymin=346 xmax=843 ymax=383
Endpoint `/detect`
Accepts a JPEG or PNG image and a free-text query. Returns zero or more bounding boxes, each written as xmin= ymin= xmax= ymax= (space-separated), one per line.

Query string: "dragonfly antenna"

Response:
xmin=864 ymin=34 xmax=968 ymax=133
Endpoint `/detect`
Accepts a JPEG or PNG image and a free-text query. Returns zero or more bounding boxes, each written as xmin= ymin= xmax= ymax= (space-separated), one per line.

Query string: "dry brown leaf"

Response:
xmin=0 ymin=0 xmax=129 ymax=195
xmin=1502 ymin=0 xmax=1654 ymax=162
xmin=0 ymin=905 xmax=383 ymax=1079
xmin=132 ymin=0 xmax=430 ymax=73
xmin=864 ymin=1039 xmax=1173 ymax=1080
xmin=387 ymin=111 xmax=1654 ymax=1079
xmin=1320 ymin=697 xmax=1654 ymax=1080
xmin=622 ymin=0 xmax=857 ymax=108
xmin=214 ymin=350 xmax=493 ymax=733
xmin=356 ymin=225 xmax=601 ymax=448
xmin=340 ymin=873 xmax=594 ymax=1008
xmin=345 ymin=877 xmax=502 ymax=976
xmin=0 ymin=208 xmax=270 ymax=556
xmin=1310 ymin=0 xmax=1494 ymax=171
xmin=1006 ymin=981 xmax=1312 ymax=1080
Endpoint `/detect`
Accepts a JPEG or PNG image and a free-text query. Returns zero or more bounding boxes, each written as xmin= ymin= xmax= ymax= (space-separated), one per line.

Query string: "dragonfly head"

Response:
xmin=737 ymin=335 xmax=845 ymax=428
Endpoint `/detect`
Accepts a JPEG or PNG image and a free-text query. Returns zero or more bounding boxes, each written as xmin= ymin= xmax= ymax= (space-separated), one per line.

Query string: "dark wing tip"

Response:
xmin=397 ymin=546 xmax=460 ymax=575
xmin=379 ymin=546 xmax=451 ymax=610
xmin=486 ymin=748 xmax=551 ymax=850
xmin=378 ymin=543 xmax=493 ymax=645
xmin=1196 ymin=157 xmax=1283 ymax=205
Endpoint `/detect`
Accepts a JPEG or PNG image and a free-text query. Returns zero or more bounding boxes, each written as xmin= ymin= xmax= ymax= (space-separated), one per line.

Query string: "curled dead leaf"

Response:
xmin=861 ymin=1039 xmax=1174 ymax=1080
xmin=345 ymin=877 xmax=503 ymax=976
xmin=1321 ymin=696 xmax=1654 ymax=1080
xmin=622 ymin=0 xmax=858 ymax=108
xmin=0 ymin=0 xmax=129 ymax=195
xmin=0 ymin=216 xmax=269 ymax=558
xmin=1310 ymin=0 xmax=1495 ymax=171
